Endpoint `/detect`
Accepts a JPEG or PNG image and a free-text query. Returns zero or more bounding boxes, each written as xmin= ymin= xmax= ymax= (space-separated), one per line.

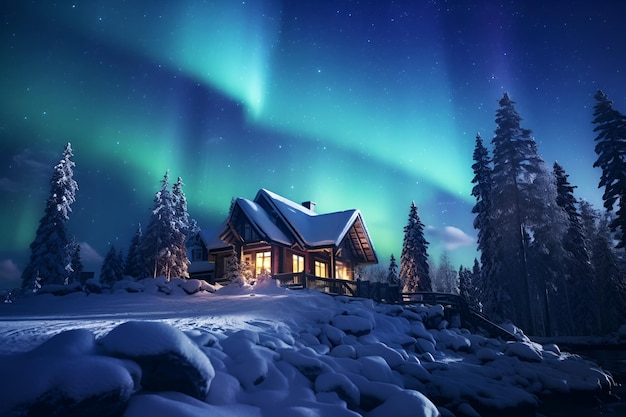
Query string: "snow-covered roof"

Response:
xmin=261 ymin=189 xmax=359 ymax=247
xmin=202 ymin=189 xmax=377 ymax=262
xmin=236 ymin=197 xmax=292 ymax=246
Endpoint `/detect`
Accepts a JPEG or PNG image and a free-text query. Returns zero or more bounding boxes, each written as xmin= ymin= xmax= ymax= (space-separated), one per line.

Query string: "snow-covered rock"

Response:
xmin=0 ymin=329 xmax=137 ymax=417
xmin=0 ymin=287 xmax=617 ymax=417
xmin=368 ymin=389 xmax=439 ymax=417
xmin=331 ymin=314 xmax=374 ymax=336
xmin=99 ymin=321 xmax=215 ymax=399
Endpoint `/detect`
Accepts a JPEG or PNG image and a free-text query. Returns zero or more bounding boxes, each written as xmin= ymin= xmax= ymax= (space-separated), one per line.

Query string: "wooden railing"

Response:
xmin=272 ymin=272 xmax=357 ymax=296
xmin=402 ymin=291 xmax=517 ymax=340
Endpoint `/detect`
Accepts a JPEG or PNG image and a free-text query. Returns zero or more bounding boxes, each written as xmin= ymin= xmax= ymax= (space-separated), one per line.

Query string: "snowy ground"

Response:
xmin=0 ymin=278 xmax=618 ymax=417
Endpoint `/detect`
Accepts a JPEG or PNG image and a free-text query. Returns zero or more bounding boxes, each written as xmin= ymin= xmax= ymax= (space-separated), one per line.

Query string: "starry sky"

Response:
xmin=1 ymin=0 xmax=624 ymax=288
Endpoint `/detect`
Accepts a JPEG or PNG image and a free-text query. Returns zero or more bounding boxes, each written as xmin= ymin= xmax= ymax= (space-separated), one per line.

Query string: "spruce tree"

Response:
xmin=458 ymin=265 xmax=478 ymax=309
xmin=115 ymin=248 xmax=126 ymax=280
xmin=387 ymin=254 xmax=399 ymax=286
xmin=171 ymin=176 xmax=197 ymax=278
xmin=470 ymin=133 xmax=497 ymax=316
xmin=125 ymin=224 xmax=144 ymax=279
xmin=140 ymin=171 xmax=185 ymax=280
xmin=172 ymin=177 xmax=199 ymax=240
xmin=433 ymin=251 xmax=458 ymax=294
xmin=69 ymin=240 xmax=84 ymax=285
xmin=100 ymin=246 xmax=120 ymax=288
xmin=592 ymin=90 xmax=626 ymax=248
xmin=489 ymin=93 xmax=567 ymax=335
xmin=21 ymin=143 xmax=78 ymax=288
xmin=399 ymin=202 xmax=431 ymax=292
xmin=553 ymin=162 xmax=598 ymax=335
xmin=223 ymin=248 xmax=242 ymax=283
xmin=580 ymin=202 xmax=626 ymax=333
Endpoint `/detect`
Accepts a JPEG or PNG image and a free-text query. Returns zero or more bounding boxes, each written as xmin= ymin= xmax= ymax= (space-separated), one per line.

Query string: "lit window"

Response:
xmin=255 ymin=251 xmax=271 ymax=276
xmin=292 ymin=255 xmax=304 ymax=273
xmin=315 ymin=261 xmax=328 ymax=278
xmin=335 ymin=262 xmax=349 ymax=280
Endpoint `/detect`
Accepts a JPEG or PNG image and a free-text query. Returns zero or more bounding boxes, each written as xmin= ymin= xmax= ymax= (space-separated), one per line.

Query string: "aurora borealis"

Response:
xmin=1 ymin=1 xmax=624 ymax=287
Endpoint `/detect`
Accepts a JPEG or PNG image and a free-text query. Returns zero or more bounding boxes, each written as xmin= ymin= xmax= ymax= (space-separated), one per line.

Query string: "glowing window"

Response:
xmin=255 ymin=251 xmax=271 ymax=276
xmin=292 ymin=254 xmax=304 ymax=273
xmin=315 ymin=261 xmax=328 ymax=278
xmin=335 ymin=262 xmax=349 ymax=280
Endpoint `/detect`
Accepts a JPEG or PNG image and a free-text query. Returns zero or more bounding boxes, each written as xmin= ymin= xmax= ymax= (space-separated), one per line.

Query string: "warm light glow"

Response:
xmin=315 ymin=261 xmax=328 ymax=278
xmin=292 ymin=254 xmax=304 ymax=273
xmin=335 ymin=262 xmax=349 ymax=280
xmin=255 ymin=251 xmax=271 ymax=277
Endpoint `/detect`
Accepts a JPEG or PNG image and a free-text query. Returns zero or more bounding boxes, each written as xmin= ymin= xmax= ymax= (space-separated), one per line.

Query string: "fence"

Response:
xmin=273 ymin=273 xmax=400 ymax=301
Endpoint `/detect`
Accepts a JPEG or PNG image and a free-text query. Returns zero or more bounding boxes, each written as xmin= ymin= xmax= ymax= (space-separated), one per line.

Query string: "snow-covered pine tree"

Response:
xmin=223 ymin=248 xmax=242 ymax=283
xmin=580 ymin=202 xmax=626 ymax=333
xmin=399 ymin=201 xmax=431 ymax=292
xmin=125 ymin=224 xmax=144 ymax=279
xmin=115 ymin=248 xmax=126 ymax=281
xmin=458 ymin=266 xmax=473 ymax=306
xmin=21 ymin=143 xmax=78 ymax=289
xmin=553 ymin=162 xmax=599 ymax=335
xmin=100 ymin=246 xmax=120 ymax=288
xmin=469 ymin=133 xmax=498 ymax=316
xmin=433 ymin=251 xmax=458 ymax=294
xmin=69 ymin=239 xmax=84 ymax=285
xmin=172 ymin=177 xmax=199 ymax=239
xmin=458 ymin=259 xmax=481 ymax=311
xmin=140 ymin=171 xmax=187 ymax=280
xmin=387 ymin=254 xmax=399 ymax=286
xmin=489 ymin=93 xmax=568 ymax=335
xmin=171 ymin=176 xmax=198 ymax=279
xmin=592 ymin=90 xmax=626 ymax=248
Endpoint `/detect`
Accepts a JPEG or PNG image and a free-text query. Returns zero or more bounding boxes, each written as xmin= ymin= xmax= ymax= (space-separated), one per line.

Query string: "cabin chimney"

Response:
xmin=302 ymin=201 xmax=316 ymax=212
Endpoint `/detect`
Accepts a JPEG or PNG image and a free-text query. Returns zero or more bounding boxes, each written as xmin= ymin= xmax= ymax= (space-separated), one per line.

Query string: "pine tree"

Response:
xmin=553 ymin=162 xmax=598 ymax=335
xmin=116 ymin=248 xmax=126 ymax=280
xmin=592 ymin=90 xmax=626 ymax=248
xmin=458 ymin=265 xmax=479 ymax=310
xmin=387 ymin=254 xmax=399 ymax=286
xmin=100 ymin=246 xmax=120 ymax=288
xmin=580 ymin=202 xmax=626 ymax=333
xmin=140 ymin=171 xmax=187 ymax=280
xmin=467 ymin=259 xmax=483 ymax=311
xmin=125 ymin=224 xmax=144 ymax=279
xmin=432 ymin=251 xmax=458 ymax=294
xmin=470 ymin=133 xmax=497 ymax=315
xmin=172 ymin=177 xmax=199 ymax=240
xmin=399 ymin=202 xmax=431 ymax=292
xmin=69 ymin=240 xmax=84 ymax=285
xmin=21 ymin=143 xmax=78 ymax=288
xmin=223 ymin=248 xmax=242 ymax=283
xmin=489 ymin=93 xmax=567 ymax=335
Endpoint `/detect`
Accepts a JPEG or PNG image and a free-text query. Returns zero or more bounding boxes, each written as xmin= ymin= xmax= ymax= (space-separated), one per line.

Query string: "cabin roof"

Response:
xmin=204 ymin=189 xmax=377 ymax=263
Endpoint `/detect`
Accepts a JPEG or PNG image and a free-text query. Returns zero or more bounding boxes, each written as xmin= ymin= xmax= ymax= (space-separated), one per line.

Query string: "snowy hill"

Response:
xmin=0 ymin=279 xmax=616 ymax=417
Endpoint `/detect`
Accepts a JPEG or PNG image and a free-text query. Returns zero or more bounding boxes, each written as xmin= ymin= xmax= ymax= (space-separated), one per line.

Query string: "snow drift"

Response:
xmin=0 ymin=279 xmax=616 ymax=417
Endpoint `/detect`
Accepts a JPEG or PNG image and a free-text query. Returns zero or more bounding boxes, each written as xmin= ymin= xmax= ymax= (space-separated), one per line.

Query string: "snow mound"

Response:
xmin=0 ymin=288 xmax=617 ymax=417
xmin=0 ymin=329 xmax=136 ymax=417
xmin=100 ymin=321 xmax=215 ymax=399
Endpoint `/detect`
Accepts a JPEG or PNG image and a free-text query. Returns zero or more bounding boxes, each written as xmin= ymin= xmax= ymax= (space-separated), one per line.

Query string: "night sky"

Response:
xmin=1 ymin=1 xmax=624 ymax=288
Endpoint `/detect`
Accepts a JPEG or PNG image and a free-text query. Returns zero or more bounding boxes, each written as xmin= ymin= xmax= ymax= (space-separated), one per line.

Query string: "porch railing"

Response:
xmin=273 ymin=272 xmax=357 ymax=296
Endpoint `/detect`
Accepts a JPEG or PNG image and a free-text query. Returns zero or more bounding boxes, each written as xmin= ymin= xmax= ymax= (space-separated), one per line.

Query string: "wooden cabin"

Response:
xmin=200 ymin=189 xmax=378 ymax=283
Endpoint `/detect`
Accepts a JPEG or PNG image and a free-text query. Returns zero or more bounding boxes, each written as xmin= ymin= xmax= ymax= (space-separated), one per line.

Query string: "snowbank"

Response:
xmin=0 ymin=285 xmax=616 ymax=417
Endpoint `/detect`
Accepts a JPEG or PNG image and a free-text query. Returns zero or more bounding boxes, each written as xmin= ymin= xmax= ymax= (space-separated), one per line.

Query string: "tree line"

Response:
xmin=17 ymin=91 xmax=626 ymax=336
xmin=20 ymin=147 xmax=197 ymax=292
xmin=389 ymin=91 xmax=626 ymax=336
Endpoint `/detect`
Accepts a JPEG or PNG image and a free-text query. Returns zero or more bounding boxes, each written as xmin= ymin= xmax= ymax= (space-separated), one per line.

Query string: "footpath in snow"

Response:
xmin=0 ymin=277 xmax=620 ymax=417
